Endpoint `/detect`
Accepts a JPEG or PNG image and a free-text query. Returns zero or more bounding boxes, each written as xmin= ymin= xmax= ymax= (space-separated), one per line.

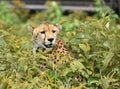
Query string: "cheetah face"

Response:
xmin=28 ymin=24 xmax=62 ymax=49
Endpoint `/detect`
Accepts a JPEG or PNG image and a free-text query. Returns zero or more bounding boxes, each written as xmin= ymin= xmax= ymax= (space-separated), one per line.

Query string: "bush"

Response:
xmin=0 ymin=2 xmax=22 ymax=26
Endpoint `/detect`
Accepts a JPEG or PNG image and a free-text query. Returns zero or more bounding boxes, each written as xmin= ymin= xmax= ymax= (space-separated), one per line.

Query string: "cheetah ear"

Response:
xmin=28 ymin=26 xmax=34 ymax=35
xmin=56 ymin=24 xmax=62 ymax=30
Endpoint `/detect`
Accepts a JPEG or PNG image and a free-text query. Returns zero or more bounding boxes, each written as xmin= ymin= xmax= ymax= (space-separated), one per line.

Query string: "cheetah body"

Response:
xmin=28 ymin=24 xmax=73 ymax=62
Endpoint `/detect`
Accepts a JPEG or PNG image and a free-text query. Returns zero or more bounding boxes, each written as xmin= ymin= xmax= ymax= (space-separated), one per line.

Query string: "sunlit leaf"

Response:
xmin=70 ymin=60 xmax=85 ymax=72
xmin=102 ymin=52 xmax=114 ymax=70
xmin=62 ymin=68 xmax=71 ymax=76
xmin=86 ymin=43 xmax=90 ymax=51
xmin=79 ymin=44 xmax=87 ymax=52
xmin=0 ymin=38 xmax=6 ymax=45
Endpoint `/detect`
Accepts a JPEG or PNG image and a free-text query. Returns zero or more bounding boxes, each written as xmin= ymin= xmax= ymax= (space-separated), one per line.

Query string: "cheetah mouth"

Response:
xmin=43 ymin=43 xmax=53 ymax=48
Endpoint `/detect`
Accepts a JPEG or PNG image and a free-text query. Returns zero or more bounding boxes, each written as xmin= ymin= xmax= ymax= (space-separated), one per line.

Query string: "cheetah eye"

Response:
xmin=52 ymin=30 xmax=56 ymax=33
xmin=40 ymin=31 xmax=45 ymax=34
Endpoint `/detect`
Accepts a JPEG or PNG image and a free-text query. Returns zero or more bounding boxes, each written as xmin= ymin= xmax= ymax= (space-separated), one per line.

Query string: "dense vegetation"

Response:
xmin=0 ymin=1 xmax=120 ymax=89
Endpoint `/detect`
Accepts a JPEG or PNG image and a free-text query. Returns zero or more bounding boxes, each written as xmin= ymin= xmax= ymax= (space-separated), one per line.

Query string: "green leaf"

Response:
xmin=70 ymin=60 xmax=85 ymax=72
xmin=100 ymin=77 xmax=109 ymax=89
xmin=79 ymin=44 xmax=87 ymax=52
xmin=0 ymin=38 xmax=6 ymax=46
xmin=0 ymin=66 xmax=6 ymax=71
xmin=62 ymin=68 xmax=71 ymax=76
xmin=103 ymin=41 xmax=110 ymax=48
xmin=88 ymin=77 xmax=99 ymax=85
xmin=102 ymin=52 xmax=114 ymax=70
xmin=2 ymin=82 xmax=8 ymax=89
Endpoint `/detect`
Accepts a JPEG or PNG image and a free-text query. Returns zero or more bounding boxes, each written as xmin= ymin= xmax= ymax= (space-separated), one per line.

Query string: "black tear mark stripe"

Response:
xmin=44 ymin=33 xmax=46 ymax=43
xmin=35 ymin=32 xmax=39 ymax=38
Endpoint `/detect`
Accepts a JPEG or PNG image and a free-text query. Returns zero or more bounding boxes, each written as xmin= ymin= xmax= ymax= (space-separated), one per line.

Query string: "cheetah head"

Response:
xmin=28 ymin=24 xmax=62 ymax=49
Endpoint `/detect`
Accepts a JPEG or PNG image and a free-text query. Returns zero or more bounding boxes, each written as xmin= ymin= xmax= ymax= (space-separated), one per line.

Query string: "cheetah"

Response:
xmin=28 ymin=24 xmax=73 ymax=64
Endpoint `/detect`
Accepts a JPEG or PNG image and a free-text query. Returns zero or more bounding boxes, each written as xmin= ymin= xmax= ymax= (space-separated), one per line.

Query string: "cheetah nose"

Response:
xmin=48 ymin=38 xmax=54 ymax=42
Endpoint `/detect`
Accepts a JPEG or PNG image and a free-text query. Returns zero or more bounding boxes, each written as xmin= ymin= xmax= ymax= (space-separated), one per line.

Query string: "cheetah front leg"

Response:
xmin=33 ymin=44 xmax=38 ymax=54
xmin=33 ymin=47 xmax=37 ymax=54
xmin=32 ymin=44 xmax=38 ymax=64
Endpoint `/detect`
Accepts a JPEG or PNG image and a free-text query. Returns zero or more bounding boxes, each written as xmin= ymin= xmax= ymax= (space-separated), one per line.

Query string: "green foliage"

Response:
xmin=29 ymin=1 xmax=63 ymax=26
xmin=94 ymin=0 xmax=119 ymax=21
xmin=0 ymin=2 xmax=22 ymax=26
xmin=0 ymin=1 xmax=120 ymax=89
xmin=11 ymin=0 xmax=30 ymax=22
